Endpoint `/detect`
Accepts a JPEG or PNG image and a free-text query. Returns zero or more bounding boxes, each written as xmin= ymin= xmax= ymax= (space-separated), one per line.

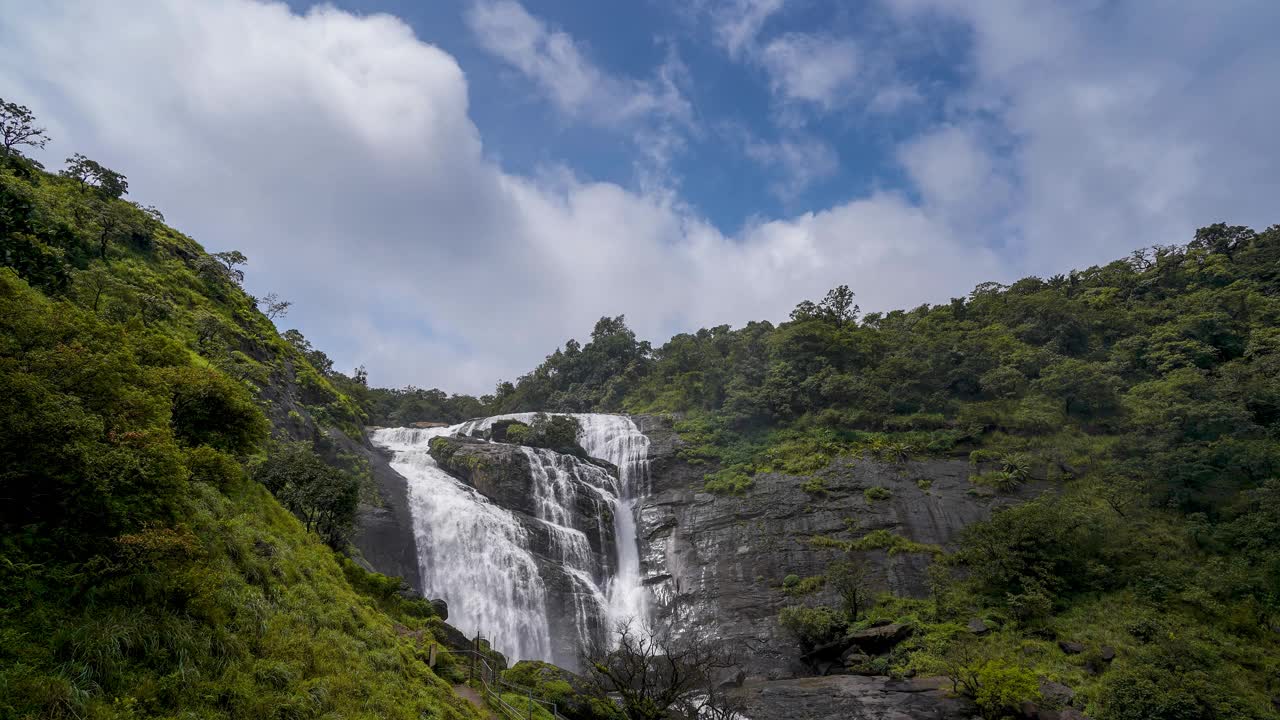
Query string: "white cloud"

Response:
xmin=742 ymin=133 xmax=840 ymax=200
xmin=758 ymin=33 xmax=859 ymax=110
xmin=710 ymin=0 xmax=786 ymax=58
xmin=888 ymin=0 xmax=1280 ymax=272
xmin=465 ymin=0 xmax=689 ymax=128
xmin=869 ymin=83 xmax=924 ymax=114
xmin=898 ymin=124 xmax=1013 ymax=229
xmin=0 ymin=0 xmax=1006 ymax=393
xmin=2 ymin=0 xmax=1276 ymax=395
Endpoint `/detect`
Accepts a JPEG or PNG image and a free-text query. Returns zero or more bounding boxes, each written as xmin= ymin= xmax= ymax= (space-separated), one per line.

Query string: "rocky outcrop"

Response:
xmin=350 ymin=433 xmax=423 ymax=591
xmin=730 ymin=675 xmax=975 ymax=719
xmin=632 ymin=414 xmax=1042 ymax=679
xmin=429 ymin=435 xmax=617 ymax=567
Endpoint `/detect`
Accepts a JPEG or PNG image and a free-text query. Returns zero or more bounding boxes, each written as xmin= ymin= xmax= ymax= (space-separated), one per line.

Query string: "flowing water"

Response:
xmin=370 ymin=413 xmax=651 ymax=666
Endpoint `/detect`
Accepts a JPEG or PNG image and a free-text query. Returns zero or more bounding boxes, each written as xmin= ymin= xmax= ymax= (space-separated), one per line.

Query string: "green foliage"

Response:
xmin=782 ymin=574 xmax=825 ymax=597
xmin=849 ymin=530 xmax=943 ymax=556
xmin=254 ymin=442 xmax=361 ymax=548
xmin=827 ymin=557 xmax=871 ymax=621
xmin=864 ymin=486 xmax=892 ymax=502
xmin=502 ymin=660 xmax=624 ymax=720
xmin=0 ymin=123 xmax=477 ymax=720
xmin=970 ymin=659 xmax=1040 ymax=719
xmin=778 ymin=605 xmax=845 ymax=648
xmin=703 ymin=466 xmax=753 ymax=494
xmin=505 ymin=420 xmax=531 ymax=444
xmin=164 ymin=365 xmax=268 ymax=453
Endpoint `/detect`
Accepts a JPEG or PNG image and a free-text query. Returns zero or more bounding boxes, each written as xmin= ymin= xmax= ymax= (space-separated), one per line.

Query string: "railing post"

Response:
xmin=469 ymin=634 xmax=478 ymax=684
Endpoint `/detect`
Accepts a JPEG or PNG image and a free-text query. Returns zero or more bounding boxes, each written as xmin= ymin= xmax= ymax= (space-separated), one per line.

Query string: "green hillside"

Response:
xmin=487 ymin=225 xmax=1280 ymax=717
xmin=0 ymin=148 xmax=479 ymax=719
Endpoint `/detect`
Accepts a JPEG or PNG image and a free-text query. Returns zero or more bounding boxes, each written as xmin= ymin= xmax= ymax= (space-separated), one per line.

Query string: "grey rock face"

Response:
xmin=430 ymin=436 xmax=618 ymax=573
xmin=731 ymin=675 xmax=975 ymax=720
xmin=348 ymin=431 xmax=423 ymax=592
xmin=632 ymin=414 xmax=1039 ymax=678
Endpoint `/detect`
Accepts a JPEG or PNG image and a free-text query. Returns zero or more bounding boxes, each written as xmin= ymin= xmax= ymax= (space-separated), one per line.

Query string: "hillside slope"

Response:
xmin=0 ymin=151 xmax=478 ymax=718
xmin=485 ymin=225 xmax=1280 ymax=719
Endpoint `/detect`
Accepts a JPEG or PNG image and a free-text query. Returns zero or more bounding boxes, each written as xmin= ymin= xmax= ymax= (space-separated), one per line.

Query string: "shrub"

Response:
xmin=705 ymin=466 xmax=753 ymax=494
xmin=505 ymin=421 xmax=531 ymax=444
xmin=778 ymin=605 xmax=845 ymax=648
xmin=971 ymin=660 xmax=1040 ymax=719
xmin=864 ymin=486 xmax=892 ymax=502
xmin=782 ymin=575 xmax=825 ymax=597
xmin=801 ymin=476 xmax=827 ymax=495
xmin=163 ymin=365 xmax=268 ymax=453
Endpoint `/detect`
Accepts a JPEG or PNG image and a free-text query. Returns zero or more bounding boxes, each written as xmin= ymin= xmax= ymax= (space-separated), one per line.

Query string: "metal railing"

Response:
xmin=462 ymin=637 xmax=569 ymax=720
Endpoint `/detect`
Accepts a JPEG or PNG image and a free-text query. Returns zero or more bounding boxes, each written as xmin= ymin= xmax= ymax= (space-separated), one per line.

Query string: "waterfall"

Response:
xmin=371 ymin=426 xmax=552 ymax=661
xmin=573 ymin=414 xmax=651 ymax=631
xmin=370 ymin=413 xmax=651 ymax=667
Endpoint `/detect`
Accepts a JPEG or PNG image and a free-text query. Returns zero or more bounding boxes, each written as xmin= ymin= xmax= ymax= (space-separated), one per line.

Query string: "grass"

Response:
xmin=806 ymin=530 xmax=942 ymax=557
xmin=0 ymin=479 xmax=481 ymax=720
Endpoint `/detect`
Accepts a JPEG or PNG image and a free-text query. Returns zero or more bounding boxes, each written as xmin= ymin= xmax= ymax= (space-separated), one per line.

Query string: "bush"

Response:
xmin=505 ymin=421 xmax=531 ymax=444
xmin=254 ymin=442 xmax=361 ymax=548
xmin=782 ymin=575 xmax=825 ymax=597
xmin=705 ymin=466 xmax=753 ymax=494
xmin=778 ymin=605 xmax=845 ymax=648
xmin=163 ymin=365 xmax=268 ymax=453
xmin=864 ymin=486 xmax=892 ymax=502
xmin=971 ymin=660 xmax=1040 ymax=719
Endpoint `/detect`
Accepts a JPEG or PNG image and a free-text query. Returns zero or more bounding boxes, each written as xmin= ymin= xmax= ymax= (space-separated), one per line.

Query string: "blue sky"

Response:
xmin=2 ymin=1 xmax=1279 ymax=392
xmin=297 ymin=0 xmax=960 ymax=231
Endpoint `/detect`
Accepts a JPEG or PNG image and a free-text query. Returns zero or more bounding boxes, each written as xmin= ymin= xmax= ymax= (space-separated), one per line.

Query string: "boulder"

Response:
xmin=847 ymin=623 xmax=914 ymax=654
xmin=430 ymin=598 xmax=449 ymax=621
xmin=1057 ymin=640 xmax=1085 ymax=655
xmin=967 ymin=617 xmax=990 ymax=635
xmin=714 ymin=666 xmax=747 ymax=689
xmin=1038 ymin=680 xmax=1075 ymax=708
xmin=1099 ymin=645 xmax=1115 ymax=662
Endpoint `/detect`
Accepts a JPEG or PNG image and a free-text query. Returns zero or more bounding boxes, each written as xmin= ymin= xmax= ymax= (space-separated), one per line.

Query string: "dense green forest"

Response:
xmin=0 ymin=103 xmax=481 ymax=719
xmin=474 ymin=224 xmax=1280 ymax=717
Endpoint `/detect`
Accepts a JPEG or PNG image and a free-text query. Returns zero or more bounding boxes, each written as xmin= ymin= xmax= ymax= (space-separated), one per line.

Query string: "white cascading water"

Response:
xmin=371 ymin=426 xmax=553 ymax=661
xmin=573 ymin=414 xmax=651 ymax=631
xmin=370 ymin=413 xmax=651 ymax=665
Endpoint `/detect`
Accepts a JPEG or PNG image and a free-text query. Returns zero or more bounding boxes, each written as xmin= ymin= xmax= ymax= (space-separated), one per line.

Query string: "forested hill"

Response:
xmin=436 ymin=223 xmax=1280 ymax=716
xmin=0 ymin=120 xmax=482 ymax=718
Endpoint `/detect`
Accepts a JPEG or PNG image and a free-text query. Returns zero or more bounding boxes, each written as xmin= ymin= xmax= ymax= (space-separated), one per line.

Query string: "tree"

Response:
xmin=61 ymin=153 xmax=129 ymax=199
xmin=819 ymin=284 xmax=858 ymax=326
xmin=827 ymin=555 xmax=872 ymax=621
xmin=92 ymin=201 xmax=141 ymax=259
xmin=283 ymin=328 xmax=335 ymax=375
xmin=259 ymin=291 xmax=292 ymax=320
xmin=212 ymin=250 xmax=247 ymax=285
xmin=255 ymin=442 xmax=361 ymax=548
xmin=583 ymin=621 xmax=743 ymax=720
xmin=0 ymin=98 xmax=49 ymax=157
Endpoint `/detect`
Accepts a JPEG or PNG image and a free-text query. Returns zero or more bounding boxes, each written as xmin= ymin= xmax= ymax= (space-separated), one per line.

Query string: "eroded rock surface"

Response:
xmin=633 ymin=414 xmax=1039 ymax=678
xmin=731 ymin=675 xmax=975 ymax=720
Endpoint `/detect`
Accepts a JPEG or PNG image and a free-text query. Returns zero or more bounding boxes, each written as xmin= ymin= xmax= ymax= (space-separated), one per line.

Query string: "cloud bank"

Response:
xmin=1 ymin=0 xmax=1276 ymax=394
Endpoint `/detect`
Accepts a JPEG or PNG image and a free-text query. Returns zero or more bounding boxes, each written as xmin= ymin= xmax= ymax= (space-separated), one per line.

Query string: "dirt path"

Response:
xmin=453 ymin=684 xmax=498 ymax=719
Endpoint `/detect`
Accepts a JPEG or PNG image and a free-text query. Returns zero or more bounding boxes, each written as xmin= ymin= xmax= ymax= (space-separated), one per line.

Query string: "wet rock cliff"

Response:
xmin=632 ymin=414 xmax=1034 ymax=690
